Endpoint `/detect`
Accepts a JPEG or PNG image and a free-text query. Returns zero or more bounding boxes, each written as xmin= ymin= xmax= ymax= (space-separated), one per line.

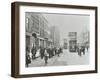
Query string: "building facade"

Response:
xmin=26 ymin=13 xmax=51 ymax=51
xmin=50 ymin=26 xmax=60 ymax=48
xmin=26 ymin=12 xmax=40 ymax=50
xmin=77 ymin=31 xmax=89 ymax=48
xmin=26 ymin=13 xmax=58 ymax=52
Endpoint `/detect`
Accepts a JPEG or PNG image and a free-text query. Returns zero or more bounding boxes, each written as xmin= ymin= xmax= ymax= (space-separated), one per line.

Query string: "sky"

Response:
xmin=42 ymin=13 xmax=90 ymax=45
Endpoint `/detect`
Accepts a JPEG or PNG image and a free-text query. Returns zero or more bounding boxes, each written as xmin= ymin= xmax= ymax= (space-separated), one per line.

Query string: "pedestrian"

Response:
xmin=52 ymin=47 xmax=56 ymax=56
xmin=55 ymin=47 xmax=57 ymax=55
xmin=31 ymin=45 xmax=37 ymax=60
xmin=87 ymin=46 xmax=88 ymax=52
xmin=51 ymin=47 xmax=54 ymax=57
xmin=26 ymin=50 xmax=31 ymax=67
xmin=59 ymin=47 xmax=62 ymax=53
xmin=78 ymin=46 xmax=82 ymax=56
xmin=82 ymin=46 xmax=85 ymax=55
xmin=57 ymin=48 xmax=60 ymax=57
xmin=40 ymin=46 xmax=45 ymax=59
xmin=44 ymin=49 xmax=49 ymax=64
xmin=47 ymin=47 xmax=51 ymax=58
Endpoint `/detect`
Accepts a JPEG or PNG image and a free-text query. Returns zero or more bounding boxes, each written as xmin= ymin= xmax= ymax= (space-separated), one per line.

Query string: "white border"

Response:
xmin=19 ymin=6 xmax=95 ymax=74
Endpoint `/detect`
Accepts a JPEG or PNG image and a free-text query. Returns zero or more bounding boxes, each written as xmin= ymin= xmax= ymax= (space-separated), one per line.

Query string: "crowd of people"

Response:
xmin=77 ymin=46 xmax=89 ymax=56
xmin=26 ymin=44 xmax=89 ymax=67
xmin=26 ymin=45 xmax=63 ymax=67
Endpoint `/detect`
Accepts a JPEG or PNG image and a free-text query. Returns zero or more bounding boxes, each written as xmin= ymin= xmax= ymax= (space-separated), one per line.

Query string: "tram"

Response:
xmin=69 ymin=40 xmax=77 ymax=52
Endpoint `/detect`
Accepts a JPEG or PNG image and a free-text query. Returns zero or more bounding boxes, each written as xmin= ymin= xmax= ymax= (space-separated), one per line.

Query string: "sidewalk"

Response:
xmin=28 ymin=49 xmax=90 ymax=67
xmin=29 ymin=55 xmax=61 ymax=67
xmin=64 ymin=49 xmax=90 ymax=65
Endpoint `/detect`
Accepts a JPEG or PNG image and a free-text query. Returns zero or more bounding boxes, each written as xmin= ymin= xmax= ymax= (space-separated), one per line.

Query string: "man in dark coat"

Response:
xmin=31 ymin=45 xmax=37 ymax=60
xmin=26 ymin=49 xmax=31 ymax=67
xmin=82 ymin=46 xmax=85 ymax=55
xmin=54 ymin=47 xmax=57 ymax=55
xmin=47 ymin=47 xmax=51 ymax=58
xmin=57 ymin=48 xmax=60 ymax=57
xmin=77 ymin=46 xmax=82 ymax=56
xmin=40 ymin=46 xmax=45 ymax=59
xmin=51 ymin=47 xmax=54 ymax=57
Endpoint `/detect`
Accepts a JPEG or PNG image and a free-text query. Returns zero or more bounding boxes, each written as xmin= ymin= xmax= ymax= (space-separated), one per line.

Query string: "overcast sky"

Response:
xmin=42 ymin=13 xmax=90 ymax=45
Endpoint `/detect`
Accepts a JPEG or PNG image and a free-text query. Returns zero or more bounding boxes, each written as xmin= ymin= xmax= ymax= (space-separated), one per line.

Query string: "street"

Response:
xmin=29 ymin=49 xmax=89 ymax=67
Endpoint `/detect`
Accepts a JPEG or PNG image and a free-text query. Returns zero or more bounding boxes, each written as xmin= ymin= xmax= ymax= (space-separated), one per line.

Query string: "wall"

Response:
xmin=0 ymin=0 xmax=100 ymax=80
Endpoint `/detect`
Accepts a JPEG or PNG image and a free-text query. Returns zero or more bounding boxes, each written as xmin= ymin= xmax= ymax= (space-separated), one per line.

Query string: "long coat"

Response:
xmin=40 ymin=48 xmax=45 ymax=59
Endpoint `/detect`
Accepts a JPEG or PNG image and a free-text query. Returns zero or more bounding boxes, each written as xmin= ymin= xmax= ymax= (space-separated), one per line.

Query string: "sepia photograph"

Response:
xmin=25 ymin=12 xmax=90 ymax=67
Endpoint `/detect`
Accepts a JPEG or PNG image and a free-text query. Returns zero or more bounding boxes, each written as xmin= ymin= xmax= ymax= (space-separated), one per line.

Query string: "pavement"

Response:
xmin=28 ymin=49 xmax=89 ymax=67
xmin=63 ymin=49 xmax=89 ymax=65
